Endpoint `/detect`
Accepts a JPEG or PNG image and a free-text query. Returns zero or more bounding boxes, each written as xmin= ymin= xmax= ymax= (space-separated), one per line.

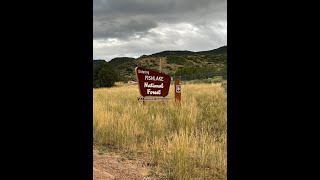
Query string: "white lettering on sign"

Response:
xmin=147 ymin=89 xmax=161 ymax=95
xmin=138 ymin=70 xmax=149 ymax=75
xmin=144 ymin=75 xmax=164 ymax=81
xmin=176 ymin=85 xmax=181 ymax=93
xmin=144 ymin=82 xmax=164 ymax=88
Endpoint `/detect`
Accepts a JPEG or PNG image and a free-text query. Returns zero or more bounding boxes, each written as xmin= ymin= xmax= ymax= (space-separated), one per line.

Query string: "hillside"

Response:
xmin=196 ymin=46 xmax=227 ymax=55
xmin=93 ymin=45 xmax=227 ymax=81
xmin=93 ymin=59 xmax=107 ymax=70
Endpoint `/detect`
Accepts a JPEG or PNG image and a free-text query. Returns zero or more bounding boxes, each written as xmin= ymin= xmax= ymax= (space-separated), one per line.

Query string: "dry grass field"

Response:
xmin=93 ymin=82 xmax=227 ymax=179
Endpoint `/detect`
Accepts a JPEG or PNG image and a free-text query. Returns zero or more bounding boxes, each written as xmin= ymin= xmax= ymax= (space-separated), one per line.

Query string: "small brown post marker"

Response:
xmin=175 ymin=79 xmax=181 ymax=104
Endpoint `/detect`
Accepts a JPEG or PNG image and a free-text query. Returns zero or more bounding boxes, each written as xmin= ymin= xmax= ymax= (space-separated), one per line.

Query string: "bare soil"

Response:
xmin=93 ymin=149 xmax=165 ymax=180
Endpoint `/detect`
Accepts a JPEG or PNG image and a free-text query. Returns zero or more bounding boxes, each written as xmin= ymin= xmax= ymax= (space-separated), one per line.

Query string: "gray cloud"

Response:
xmin=93 ymin=0 xmax=227 ymax=61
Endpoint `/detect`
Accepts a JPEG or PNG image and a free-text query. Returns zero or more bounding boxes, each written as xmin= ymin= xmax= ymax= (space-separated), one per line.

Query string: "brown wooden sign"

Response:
xmin=135 ymin=67 xmax=171 ymax=97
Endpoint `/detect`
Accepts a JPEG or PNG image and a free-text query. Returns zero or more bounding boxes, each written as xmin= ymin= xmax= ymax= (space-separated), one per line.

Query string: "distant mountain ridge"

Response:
xmin=196 ymin=46 xmax=227 ymax=55
xmin=93 ymin=46 xmax=227 ymax=62
xmin=146 ymin=45 xmax=227 ymax=57
xmin=93 ymin=45 xmax=227 ymax=81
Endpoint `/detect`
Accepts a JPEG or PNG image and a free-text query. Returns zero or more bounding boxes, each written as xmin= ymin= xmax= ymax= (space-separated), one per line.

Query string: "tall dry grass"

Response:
xmin=93 ymin=82 xmax=227 ymax=179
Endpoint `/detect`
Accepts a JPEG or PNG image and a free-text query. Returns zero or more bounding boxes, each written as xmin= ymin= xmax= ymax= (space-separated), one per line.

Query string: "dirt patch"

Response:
xmin=93 ymin=149 xmax=165 ymax=180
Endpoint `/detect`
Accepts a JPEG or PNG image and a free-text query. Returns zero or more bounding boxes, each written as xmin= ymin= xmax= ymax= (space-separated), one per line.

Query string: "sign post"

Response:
xmin=135 ymin=67 xmax=171 ymax=103
xmin=175 ymin=79 xmax=181 ymax=104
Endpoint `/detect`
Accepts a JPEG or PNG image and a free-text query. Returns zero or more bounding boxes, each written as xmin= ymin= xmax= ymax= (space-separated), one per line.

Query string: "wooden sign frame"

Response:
xmin=135 ymin=67 xmax=171 ymax=102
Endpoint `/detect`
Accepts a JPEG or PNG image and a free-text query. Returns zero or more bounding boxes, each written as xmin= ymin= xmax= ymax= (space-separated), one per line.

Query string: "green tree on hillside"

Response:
xmin=93 ymin=62 xmax=118 ymax=88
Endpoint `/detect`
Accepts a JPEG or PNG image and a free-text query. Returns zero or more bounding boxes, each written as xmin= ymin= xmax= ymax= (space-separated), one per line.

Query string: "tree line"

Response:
xmin=93 ymin=58 xmax=227 ymax=88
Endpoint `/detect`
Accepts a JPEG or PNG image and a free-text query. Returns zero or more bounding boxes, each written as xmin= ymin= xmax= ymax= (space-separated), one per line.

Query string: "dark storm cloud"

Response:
xmin=93 ymin=16 xmax=157 ymax=39
xmin=93 ymin=0 xmax=227 ymax=61
xmin=93 ymin=0 xmax=226 ymax=40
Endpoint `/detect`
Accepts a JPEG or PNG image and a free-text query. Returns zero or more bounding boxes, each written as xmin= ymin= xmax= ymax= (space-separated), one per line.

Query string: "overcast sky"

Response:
xmin=93 ymin=0 xmax=227 ymax=61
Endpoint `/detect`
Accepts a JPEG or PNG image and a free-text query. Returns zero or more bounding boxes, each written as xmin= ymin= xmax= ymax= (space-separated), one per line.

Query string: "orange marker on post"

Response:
xmin=175 ymin=79 xmax=181 ymax=105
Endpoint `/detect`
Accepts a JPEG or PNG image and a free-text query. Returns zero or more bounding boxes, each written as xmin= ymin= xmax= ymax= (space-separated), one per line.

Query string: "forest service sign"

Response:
xmin=135 ymin=67 xmax=171 ymax=97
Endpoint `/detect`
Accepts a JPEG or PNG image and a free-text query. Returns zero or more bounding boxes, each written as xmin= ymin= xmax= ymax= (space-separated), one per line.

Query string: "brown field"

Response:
xmin=93 ymin=82 xmax=227 ymax=179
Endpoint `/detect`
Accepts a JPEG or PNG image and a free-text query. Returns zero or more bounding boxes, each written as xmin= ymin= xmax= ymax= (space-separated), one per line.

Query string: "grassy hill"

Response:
xmin=93 ymin=45 xmax=227 ymax=81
